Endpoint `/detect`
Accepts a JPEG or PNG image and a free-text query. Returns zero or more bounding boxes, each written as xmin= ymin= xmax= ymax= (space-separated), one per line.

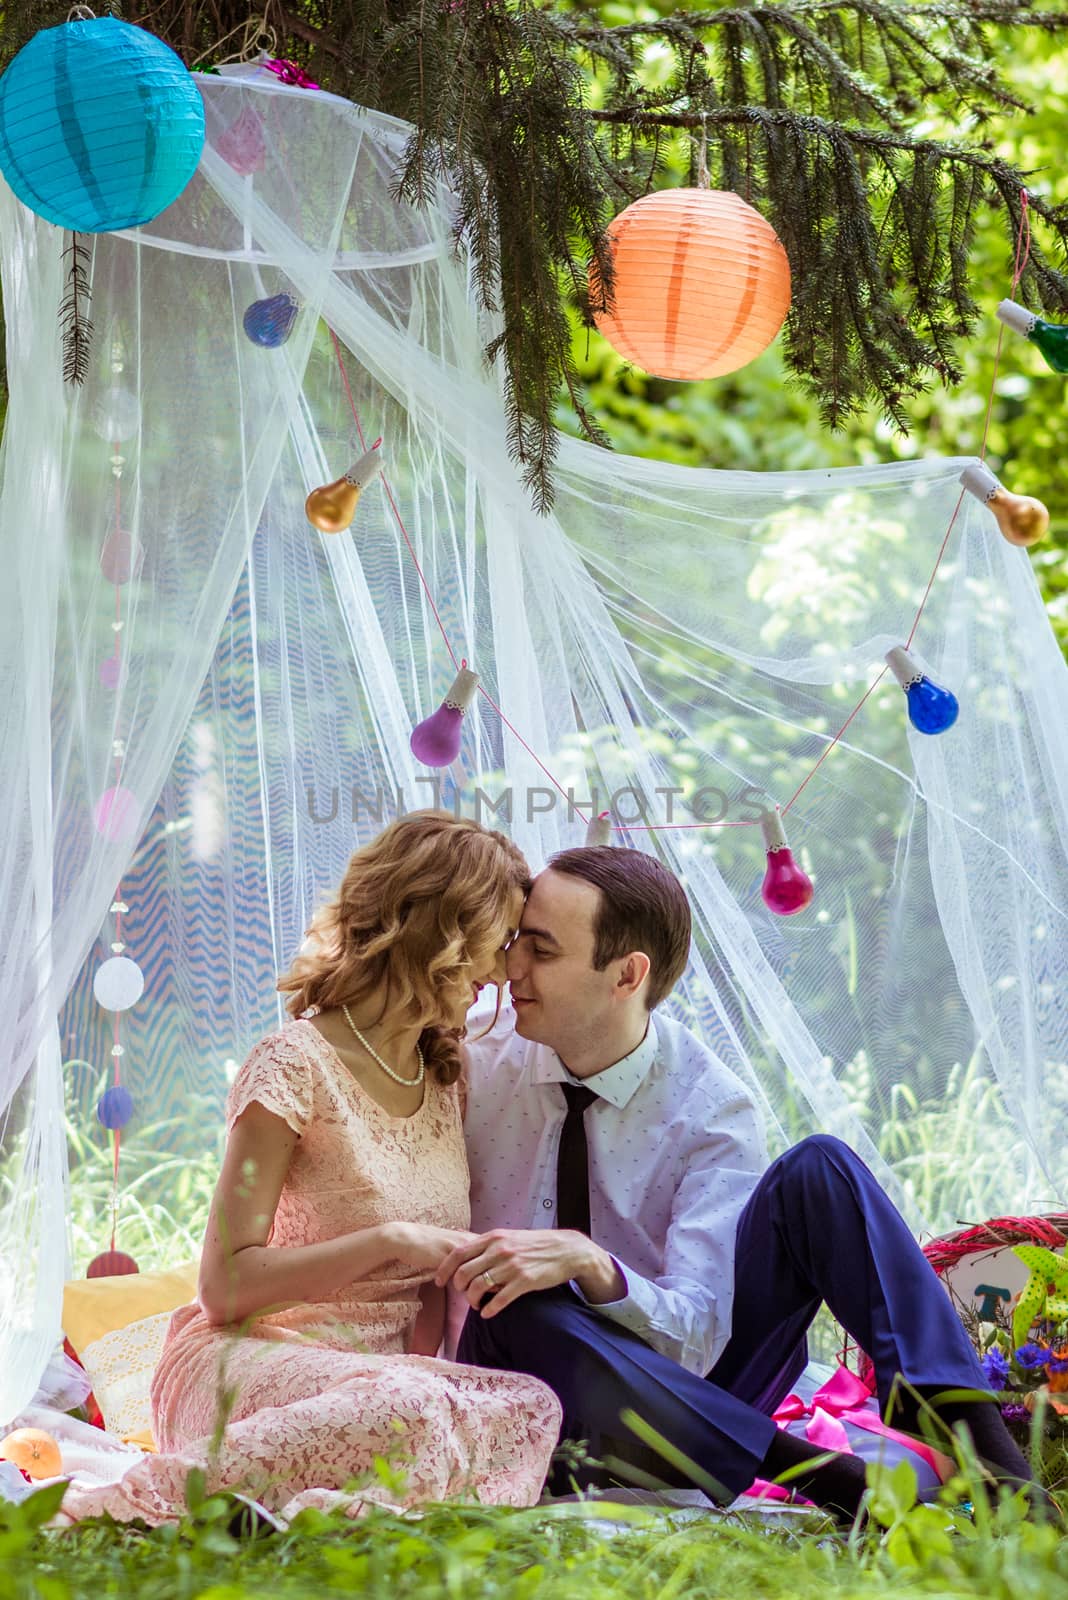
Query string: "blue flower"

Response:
xmin=982 ymin=1347 xmax=1011 ymax=1385
xmin=1048 ymin=1355 xmax=1068 ymax=1373
xmin=1014 ymin=1342 xmax=1050 ymax=1371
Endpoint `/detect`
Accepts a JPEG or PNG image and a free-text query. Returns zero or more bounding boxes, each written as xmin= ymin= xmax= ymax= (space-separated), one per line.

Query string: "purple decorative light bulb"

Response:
xmin=243 ymin=292 xmax=300 ymax=348
xmin=410 ymin=667 xmax=479 ymax=767
xmin=97 ymin=1085 xmax=134 ymax=1129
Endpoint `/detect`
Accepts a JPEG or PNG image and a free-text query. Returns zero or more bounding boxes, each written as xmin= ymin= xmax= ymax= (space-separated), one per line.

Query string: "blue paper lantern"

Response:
xmin=243 ymin=293 xmax=301 ymax=348
xmin=0 ymin=16 xmax=205 ymax=234
xmin=97 ymin=1084 xmax=134 ymax=1130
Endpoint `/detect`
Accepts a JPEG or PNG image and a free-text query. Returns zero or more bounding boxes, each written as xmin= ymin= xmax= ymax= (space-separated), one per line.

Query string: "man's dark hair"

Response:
xmin=546 ymin=847 xmax=691 ymax=1010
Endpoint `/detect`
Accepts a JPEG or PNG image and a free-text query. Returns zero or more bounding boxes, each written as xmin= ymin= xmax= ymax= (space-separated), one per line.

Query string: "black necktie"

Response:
xmin=556 ymin=1082 xmax=599 ymax=1234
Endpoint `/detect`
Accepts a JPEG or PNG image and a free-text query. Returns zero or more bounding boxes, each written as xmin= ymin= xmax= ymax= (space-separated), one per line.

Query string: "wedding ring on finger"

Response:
xmin=481 ymin=1269 xmax=497 ymax=1291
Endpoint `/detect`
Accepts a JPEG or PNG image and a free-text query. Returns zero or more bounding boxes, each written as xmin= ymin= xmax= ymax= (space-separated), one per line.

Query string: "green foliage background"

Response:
xmin=1 ymin=11 xmax=1064 ymax=623
xmin=3 ymin=11 xmax=1068 ymax=1577
xmin=558 ymin=14 xmax=1068 ymax=651
xmin=0 ymin=7 xmax=1065 ymax=1246
xmin=6 ymin=0 xmax=1068 ymax=504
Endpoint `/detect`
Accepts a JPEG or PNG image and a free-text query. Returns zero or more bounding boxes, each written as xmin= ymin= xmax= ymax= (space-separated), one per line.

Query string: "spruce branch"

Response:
xmin=59 ymin=234 xmax=94 ymax=387
xmin=5 ymin=0 xmax=1068 ymax=504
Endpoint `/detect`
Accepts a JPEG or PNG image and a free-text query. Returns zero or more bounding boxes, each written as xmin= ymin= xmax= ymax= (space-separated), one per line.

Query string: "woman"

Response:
xmin=58 ymin=812 xmax=561 ymax=1524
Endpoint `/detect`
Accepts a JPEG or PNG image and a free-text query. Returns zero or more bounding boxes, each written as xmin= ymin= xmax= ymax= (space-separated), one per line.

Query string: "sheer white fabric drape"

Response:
xmin=1 ymin=67 xmax=1066 ymax=1424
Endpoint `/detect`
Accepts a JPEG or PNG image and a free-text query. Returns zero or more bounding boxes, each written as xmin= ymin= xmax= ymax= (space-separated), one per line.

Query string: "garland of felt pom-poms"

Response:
xmin=86 ymin=340 xmax=145 ymax=1279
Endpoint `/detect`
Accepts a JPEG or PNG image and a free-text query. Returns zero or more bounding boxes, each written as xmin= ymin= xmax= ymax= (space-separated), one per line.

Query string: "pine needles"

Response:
xmin=59 ymin=233 xmax=94 ymax=386
xmin=4 ymin=0 xmax=1068 ymax=503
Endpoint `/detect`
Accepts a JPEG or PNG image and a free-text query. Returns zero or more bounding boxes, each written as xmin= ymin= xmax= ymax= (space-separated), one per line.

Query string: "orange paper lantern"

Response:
xmin=0 ymin=1427 xmax=63 ymax=1478
xmin=589 ymin=188 xmax=791 ymax=381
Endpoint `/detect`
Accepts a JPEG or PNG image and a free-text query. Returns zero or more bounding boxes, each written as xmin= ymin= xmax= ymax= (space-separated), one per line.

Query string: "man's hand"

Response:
xmin=434 ymin=1228 xmax=626 ymax=1316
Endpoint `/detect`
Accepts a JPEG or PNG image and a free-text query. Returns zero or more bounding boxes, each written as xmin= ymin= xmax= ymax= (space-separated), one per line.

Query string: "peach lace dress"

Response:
xmin=59 ymin=1020 xmax=562 ymax=1524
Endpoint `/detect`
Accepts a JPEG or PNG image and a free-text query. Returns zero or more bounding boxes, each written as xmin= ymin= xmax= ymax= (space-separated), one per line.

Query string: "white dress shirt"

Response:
xmin=458 ymin=1004 xmax=768 ymax=1375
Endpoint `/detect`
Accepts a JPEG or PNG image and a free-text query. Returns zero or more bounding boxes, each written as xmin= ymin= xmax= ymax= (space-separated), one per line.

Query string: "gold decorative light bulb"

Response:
xmin=989 ymin=488 xmax=1050 ymax=548
xmin=960 ymin=462 xmax=1049 ymax=549
xmin=305 ymin=441 xmax=384 ymax=533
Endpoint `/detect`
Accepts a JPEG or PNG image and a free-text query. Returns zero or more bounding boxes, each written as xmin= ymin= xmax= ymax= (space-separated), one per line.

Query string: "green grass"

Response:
xmin=5 ymin=1068 xmax=1068 ymax=1593
xmin=5 ymin=1466 xmax=1068 ymax=1600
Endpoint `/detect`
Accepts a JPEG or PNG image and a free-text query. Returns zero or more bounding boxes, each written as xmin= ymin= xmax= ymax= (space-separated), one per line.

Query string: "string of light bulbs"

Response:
xmin=302 ymin=195 xmax=1043 ymax=919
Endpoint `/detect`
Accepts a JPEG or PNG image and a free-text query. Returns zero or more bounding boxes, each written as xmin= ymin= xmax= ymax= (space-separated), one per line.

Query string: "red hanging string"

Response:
xmin=780 ymin=192 xmax=1032 ymax=820
xmin=329 ymin=329 xmax=458 ymax=671
xmin=979 ymin=189 xmax=1032 ymax=466
xmin=106 ymin=426 xmax=127 ymax=1254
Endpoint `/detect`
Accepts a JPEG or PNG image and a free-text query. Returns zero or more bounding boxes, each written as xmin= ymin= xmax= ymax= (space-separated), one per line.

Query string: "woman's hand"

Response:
xmin=390 ymin=1222 xmax=479 ymax=1271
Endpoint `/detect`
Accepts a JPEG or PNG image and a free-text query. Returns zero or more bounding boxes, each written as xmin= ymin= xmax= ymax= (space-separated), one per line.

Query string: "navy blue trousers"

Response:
xmin=457 ymin=1134 xmax=990 ymax=1499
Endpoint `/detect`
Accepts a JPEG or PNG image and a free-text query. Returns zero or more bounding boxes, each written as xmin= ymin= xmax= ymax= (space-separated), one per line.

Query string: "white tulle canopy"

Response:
xmin=2 ymin=65 xmax=1067 ymax=1425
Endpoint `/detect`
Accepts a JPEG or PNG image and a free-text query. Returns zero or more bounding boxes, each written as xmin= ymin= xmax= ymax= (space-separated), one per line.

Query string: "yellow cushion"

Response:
xmin=125 ymin=1431 xmax=157 ymax=1451
xmin=62 ymin=1260 xmax=200 ymax=1356
xmin=79 ymin=1309 xmax=175 ymax=1448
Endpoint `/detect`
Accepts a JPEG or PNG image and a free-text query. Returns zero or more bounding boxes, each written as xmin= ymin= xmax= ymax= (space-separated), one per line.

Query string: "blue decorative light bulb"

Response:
xmin=886 ymin=646 xmax=959 ymax=735
xmin=242 ymin=293 xmax=300 ymax=348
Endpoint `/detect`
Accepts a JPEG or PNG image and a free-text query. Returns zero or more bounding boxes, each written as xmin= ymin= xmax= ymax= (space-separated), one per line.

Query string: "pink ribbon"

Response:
xmin=263 ymin=58 xmax=320 ymax=89
xmin=744 ymin=1364 xmax=956 ymax=1503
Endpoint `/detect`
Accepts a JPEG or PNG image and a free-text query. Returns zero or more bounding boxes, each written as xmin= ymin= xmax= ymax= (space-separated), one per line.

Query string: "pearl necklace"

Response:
xmin=341 ymin=1005 xmax=425 ymax=1087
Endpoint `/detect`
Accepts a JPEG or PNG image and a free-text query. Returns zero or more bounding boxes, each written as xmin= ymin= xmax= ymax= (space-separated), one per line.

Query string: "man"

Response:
xmin=437 ymin=846 xmax=1036 ymax=1520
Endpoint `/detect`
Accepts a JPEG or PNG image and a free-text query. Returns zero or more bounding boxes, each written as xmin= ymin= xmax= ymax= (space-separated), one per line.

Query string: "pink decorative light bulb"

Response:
xmin=92 ymin=785 xmax=139 ymax=844
xmin=216 ymin=106 xmax=266 ymax=175
xmin=99 ymin=527 xmax=143 ymax=586
xmin=99 ymin=654 xmax=121 ymax=690
xmin=410 ymin=667 xmax=479 ymax=767
xmin=760 ymin=809 xmax=814 ymax=916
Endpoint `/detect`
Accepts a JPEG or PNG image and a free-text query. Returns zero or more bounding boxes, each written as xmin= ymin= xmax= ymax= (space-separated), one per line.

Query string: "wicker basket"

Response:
xmin=922 ymin=1215 xmax=1068 ymax=1279
xmin=923 ymin=1214 xmax=1068 ymax=1480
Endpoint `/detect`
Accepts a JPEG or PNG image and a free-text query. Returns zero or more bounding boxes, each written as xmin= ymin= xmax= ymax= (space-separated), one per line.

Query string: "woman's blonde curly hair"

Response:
xmin=277 ymin=811 xmax=530 ymax=1085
